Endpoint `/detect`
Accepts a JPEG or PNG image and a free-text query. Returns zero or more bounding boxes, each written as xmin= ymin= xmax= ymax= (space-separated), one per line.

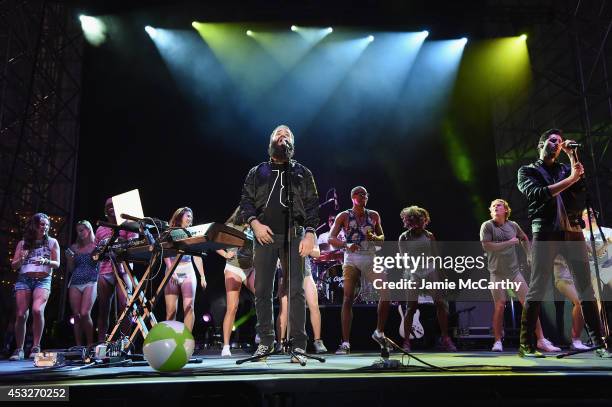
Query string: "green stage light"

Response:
xmin=233 ymin=308 xmax=256 ymax=330
xmin=246 ymin=30 xmax=253 ymax=36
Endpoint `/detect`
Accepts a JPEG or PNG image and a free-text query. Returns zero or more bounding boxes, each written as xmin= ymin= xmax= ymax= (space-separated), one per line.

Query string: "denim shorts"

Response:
xmin=15 ymin=273 xmax=52 ymax=292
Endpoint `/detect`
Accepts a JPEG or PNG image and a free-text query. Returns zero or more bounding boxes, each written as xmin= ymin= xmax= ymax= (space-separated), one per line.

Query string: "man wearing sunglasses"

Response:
xmin=328 ymin=186 xmax=389 ymax=354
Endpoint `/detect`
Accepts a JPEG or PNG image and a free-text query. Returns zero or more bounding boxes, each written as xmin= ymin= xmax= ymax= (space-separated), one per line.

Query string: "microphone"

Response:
xmin=567 ymin=142 xmax=582 ymax=149
xmin=281 ymin=139 xmax=293 ymax=151
xmin=333 ymin=188 xmax=339 ymax=211
xmin=120 ymin=213 xmax=168 ymax=230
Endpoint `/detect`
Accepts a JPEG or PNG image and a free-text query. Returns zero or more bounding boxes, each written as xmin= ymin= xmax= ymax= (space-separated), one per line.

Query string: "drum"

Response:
xmin=319 ymin=264 xmax=344 ymax=304
xmin=317 ymin=250 xmax=344 ymax=262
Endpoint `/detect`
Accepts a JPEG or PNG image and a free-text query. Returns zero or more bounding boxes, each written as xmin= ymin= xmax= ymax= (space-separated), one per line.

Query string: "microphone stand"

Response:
xmin=557 ymin=148 xmax=610 ymax=358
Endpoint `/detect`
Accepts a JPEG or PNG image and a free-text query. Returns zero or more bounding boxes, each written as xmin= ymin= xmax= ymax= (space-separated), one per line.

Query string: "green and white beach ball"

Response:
xmin=143 ymin=321 xmax=195 ymax=372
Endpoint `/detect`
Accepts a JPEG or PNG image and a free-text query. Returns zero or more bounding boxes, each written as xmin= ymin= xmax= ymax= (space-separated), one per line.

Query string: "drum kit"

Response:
xmin=312 ymin=243 xmax=379 ymax=305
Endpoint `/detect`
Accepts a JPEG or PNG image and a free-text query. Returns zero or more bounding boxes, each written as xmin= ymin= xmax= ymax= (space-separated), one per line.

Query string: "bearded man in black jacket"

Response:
xmin=238 ymin=125 xmax=319 ymax=362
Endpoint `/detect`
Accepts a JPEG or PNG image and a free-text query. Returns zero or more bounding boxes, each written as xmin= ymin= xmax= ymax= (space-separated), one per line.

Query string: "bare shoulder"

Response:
xmin=336 ymin=211 xmax=349 ymax=222
xmin=369 ymin=210 xmax=381 ymax=221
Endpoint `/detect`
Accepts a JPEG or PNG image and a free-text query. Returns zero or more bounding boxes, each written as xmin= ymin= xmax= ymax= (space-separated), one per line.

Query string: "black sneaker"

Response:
xmin=518 ymin=344 xmax=545 ymax=358
xmin=251 ymin=344 xmax=272 ymax=361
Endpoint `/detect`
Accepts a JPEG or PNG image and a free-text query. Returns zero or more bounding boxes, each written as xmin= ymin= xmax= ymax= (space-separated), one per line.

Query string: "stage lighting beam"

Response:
xmin=144 ymin=25 xmax=157 ymax=38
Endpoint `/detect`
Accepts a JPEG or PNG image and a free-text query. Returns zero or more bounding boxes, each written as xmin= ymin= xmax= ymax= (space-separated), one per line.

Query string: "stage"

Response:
xmin=2 ymin=350 xmax=612 ymax=405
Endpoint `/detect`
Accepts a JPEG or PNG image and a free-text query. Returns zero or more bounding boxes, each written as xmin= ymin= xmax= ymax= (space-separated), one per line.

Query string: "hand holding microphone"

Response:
xmin=561 ymin=140 xmax=581 ymax=154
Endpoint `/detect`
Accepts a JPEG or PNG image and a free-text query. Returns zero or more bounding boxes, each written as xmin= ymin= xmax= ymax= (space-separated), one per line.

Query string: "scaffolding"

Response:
xmin=0 ymin=0 xmax=83 ymax=295
xmin=488 ymin=0 xmax=612 ymax=228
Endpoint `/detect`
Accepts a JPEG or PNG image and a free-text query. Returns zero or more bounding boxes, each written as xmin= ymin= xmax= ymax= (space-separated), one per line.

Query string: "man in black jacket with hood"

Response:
xmin=238 ymin=125 xmax=319 ymax=362
xmin=517 ymin=128 xmax=610 ymax=358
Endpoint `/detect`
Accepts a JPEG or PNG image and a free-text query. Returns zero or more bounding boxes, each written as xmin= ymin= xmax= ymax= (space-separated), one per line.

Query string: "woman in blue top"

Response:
xmin=66 ymin=220 xmax=99 ymax=347
xmin=164 ymin=207 xmax=206 ymax=332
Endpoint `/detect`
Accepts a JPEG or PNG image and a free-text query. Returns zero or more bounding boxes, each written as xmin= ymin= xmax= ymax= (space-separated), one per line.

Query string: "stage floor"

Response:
xmin=2 ymin=350 xmax=612 ymax=405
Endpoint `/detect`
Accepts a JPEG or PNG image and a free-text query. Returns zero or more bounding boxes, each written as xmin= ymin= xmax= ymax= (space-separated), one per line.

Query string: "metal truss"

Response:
xmin=0 ymin=0 xmax=83 ymax=282
xmin=488 ymin=0 xmax=612 ymax=228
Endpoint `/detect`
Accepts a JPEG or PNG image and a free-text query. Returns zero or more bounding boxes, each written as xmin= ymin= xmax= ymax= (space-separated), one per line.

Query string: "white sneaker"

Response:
xmin=221 ymin=345 xmax=231 ymax=357
xmin=537 ymin=338 xmax=561 ymax=352
xmin=313 ymin=339 xmax=327 ymax=354
xmin=570 ymin=339 xmax=590 ymax=350
xmin=491 ymin=340 xmax=503 ymax=352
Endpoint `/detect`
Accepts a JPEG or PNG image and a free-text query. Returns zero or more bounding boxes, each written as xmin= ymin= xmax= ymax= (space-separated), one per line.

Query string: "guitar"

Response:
xmin=398 ymin=305 xmax=425 ymax=339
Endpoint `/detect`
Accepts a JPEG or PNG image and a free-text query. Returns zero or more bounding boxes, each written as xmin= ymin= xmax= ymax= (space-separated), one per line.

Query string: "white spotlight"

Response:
xmin=144 ymin=26 xmax=157 ymax=38
xmin=367 ymin=35 xmax=375 ymax=42
xmin=326 ymin=27 xmax=333 ymax=34
xmin=79 ymin=15 xmax=107 ymax=46
xmin=291 ymin=25 xmax=298 ymax=32
xmin=460 ymin=37 xmax=468 ymax=45
xmin=246 ymin=30 xmax=253 ymax=36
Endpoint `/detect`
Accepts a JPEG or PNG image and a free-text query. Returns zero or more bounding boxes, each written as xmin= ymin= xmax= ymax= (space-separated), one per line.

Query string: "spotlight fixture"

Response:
xmin=291 ymin=25 xmax=298 ymax=32
xmin=460 ymin=37 xmax=468 ymax=44
xmin=326 ymin=27 xmax=333 ymax=34
xmin=246 ymin=30 xmax=253 ymax=36
xmin=519 ymin=34 xmax=527 ymax=41
xmin=421 ymin=30 xmax=429 ymax=38
xmin=144 ymin=25 xmax=157 ymax=37
xmin=367 ymin=35 xmax=374 ymax=42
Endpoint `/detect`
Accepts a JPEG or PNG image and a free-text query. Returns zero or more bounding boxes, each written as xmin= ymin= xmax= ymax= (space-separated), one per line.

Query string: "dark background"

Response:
xmin=75 ymin=0 xmax=502 ymax=242
xmin=71 ymin=0 xmax=504 ymax=341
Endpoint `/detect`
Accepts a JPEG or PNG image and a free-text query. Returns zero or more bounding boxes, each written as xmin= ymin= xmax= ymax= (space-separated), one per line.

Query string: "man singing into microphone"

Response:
xmin=517 ymin=128 xmax=611 ymax=358
xmin=238 ymin=125 xmax=319 ymax=363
